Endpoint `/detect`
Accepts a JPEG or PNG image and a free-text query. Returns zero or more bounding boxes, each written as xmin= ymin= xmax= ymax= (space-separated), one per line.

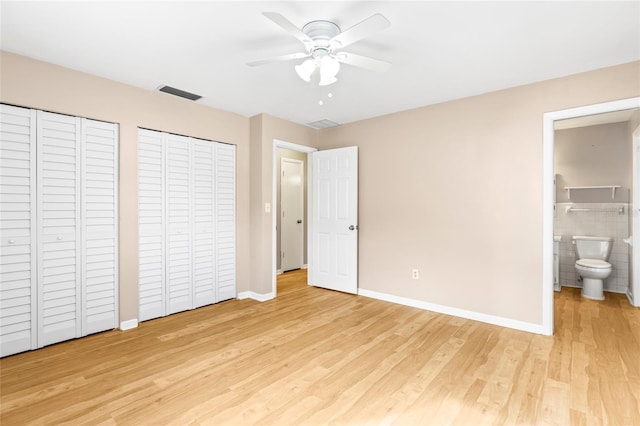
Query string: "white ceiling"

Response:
xmin=1 ymin=1 xmax=639 ymax=127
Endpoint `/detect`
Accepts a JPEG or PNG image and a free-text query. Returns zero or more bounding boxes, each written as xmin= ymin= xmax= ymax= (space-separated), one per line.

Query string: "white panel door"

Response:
xmin=165 ymin=133 xmax=193 ymax=314
xmin=81 ymin=119 xmax=119 ymax=334
xmin=281 ymin=158 xmax=304 ymax=271
xmin=216 ymin=143 xmax=236 ymax=301
xmin=192 ymin=139 xmax=216 ymax=308
xmin=309 ymin=146 xmax=358 ymax=294
xmin=138 ymin=129 xmax=165 ymax=321
xmin=0 ymin=105 xmax=37 ymax=357
xmin=37 ymin=110 xmax=82 ymax=347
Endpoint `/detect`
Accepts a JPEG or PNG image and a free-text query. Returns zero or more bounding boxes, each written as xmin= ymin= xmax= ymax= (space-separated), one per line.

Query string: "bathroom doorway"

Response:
xmin=543 ymin=97 xmax=640 ymax=335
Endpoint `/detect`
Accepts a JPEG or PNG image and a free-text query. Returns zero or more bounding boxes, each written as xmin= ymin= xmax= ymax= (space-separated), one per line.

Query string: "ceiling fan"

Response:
xmin=247 ymin=12 xmax=392 ymax=86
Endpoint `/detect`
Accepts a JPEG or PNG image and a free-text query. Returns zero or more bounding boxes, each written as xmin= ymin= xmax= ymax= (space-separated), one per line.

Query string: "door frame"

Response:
xmin=280 ymin=157 xmax=305 ymax=272
xmin=272 ymin=140 xmax=317 ymax=297
xmin=632 ymin=124 xmax=640 ymax=306
xmin=542 ymin=96 xmax=640 ymax=335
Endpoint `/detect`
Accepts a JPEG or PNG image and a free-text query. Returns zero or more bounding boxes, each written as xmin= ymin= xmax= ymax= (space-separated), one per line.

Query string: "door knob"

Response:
xmin=297 ymin=220 xmax=302 ymax=224
xmin=349 ymin=225 xmax=358 ymax=231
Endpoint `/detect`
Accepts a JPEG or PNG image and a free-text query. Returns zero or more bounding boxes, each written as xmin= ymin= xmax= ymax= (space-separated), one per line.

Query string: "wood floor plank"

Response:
xmin=1 ymin=270 xmax=639 ymax=425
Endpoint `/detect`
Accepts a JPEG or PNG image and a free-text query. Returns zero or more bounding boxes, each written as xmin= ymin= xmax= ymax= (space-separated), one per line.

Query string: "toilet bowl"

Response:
xmin=572 ymin=236 xmax=613 ymax=301
xmin=575 ymin=259 xmax=612 ymax=300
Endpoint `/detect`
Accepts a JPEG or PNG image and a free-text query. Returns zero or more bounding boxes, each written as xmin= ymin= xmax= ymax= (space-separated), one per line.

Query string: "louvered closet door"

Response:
xmin=0 ymin=105 xmax=37 ymax=357
xmin=192 ymin=139 xmax=216 ymax=307
xmin=216 ymin=143 xmax=236 ymax=301
xmin=81 ymin=119 xmax=118 ymax=334
xmin=138 ymin=129 xmax=165 ymax=321
xmin=165 ymin=133 xmax=193 ymax=314
xmin=37 ymin=111 xmax=82 ymax=347
xmin=137 ymin=130 xmax=236 ymax=322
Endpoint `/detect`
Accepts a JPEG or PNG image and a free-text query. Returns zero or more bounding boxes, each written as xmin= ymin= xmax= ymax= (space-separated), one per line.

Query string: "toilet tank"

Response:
xmin=572 ymin=236 xmax=613 ymax=261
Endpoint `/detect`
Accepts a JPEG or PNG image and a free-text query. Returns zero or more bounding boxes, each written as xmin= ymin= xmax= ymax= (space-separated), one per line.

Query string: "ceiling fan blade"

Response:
xmin=262 ymin=12 xmax=313 ymax=47
xmin=247 ymin=52 xmax=310 ymax=67
xmin=330 ymin=13 xmax=390 ymax=49
xmin=334 ymin=52 xmax=392 ymax=72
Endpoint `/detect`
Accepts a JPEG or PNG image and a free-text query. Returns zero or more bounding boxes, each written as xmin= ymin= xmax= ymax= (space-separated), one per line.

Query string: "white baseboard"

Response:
xmin=563 ymin=283 xmax=627 ymax=295
xmin=608 ymin=289 xmax=629 ymax=295
xmin=627 ymin=289 xmax=637 ymax=306
xmin=358 ymin=288 xmax=545 ymax=335
xmin=120 ymin=319 xmax=138 ymax=331
xmin=276 ymin=269 xmax=283 ymax=275
xmin=237 ymin=291 xmax=275 ymax=302
xmin=302 ymin=264 xmax=308 ymax=269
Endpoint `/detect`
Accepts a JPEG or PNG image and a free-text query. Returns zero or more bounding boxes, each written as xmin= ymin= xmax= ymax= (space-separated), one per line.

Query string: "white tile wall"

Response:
xmin=554 ymin=203 xmax=630 ymax=293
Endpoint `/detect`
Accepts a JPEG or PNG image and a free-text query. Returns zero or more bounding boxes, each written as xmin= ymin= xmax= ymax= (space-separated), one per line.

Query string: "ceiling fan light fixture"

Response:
xmin=319 ymin=56 xmax=340 ymax=86
xmin=295 ymin=55 xmax=340 ymax=86
xmin=295 ymin=58 xmax=315 ymax=82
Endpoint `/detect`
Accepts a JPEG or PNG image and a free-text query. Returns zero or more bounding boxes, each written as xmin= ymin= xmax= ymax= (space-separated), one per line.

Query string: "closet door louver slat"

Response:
xmin=0 ymin=105 xmax=37 ymax=357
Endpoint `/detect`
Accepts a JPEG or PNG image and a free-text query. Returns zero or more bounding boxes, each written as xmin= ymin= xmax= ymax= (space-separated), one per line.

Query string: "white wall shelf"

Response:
xmin=564 ymin=185 xmax=621 ymax=199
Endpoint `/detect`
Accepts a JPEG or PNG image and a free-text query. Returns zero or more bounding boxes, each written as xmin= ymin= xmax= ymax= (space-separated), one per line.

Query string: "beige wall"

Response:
xmin=0 ymin=51 xmax=251 ymax=324
xmin=555 ymin=122 xmax=631 ymax=203
xmin=317 ymin=61 xmax=640 ymax=325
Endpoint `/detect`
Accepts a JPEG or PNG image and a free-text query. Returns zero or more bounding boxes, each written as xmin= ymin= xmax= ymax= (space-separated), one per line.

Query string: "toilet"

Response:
xmin=572 ymin=236 xmax=613 ymax=300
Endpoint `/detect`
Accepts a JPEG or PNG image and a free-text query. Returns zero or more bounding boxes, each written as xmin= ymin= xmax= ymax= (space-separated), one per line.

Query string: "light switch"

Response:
xmin=265 ymin=202 xmax=271 ymax=213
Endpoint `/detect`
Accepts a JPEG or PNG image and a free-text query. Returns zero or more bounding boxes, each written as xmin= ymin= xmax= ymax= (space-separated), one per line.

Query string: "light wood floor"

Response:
xmin=1 ymin=270 xmax=639 ymax=425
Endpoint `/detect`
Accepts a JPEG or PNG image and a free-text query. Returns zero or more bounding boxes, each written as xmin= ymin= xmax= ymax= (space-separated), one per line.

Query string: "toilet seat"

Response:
xmin=576 ymin=259 xmax=611 ymax=269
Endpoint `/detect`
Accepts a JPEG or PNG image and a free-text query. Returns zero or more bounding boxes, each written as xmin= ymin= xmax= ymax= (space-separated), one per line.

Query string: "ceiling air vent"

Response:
xmin=158 ymin=85 xmax=202 ymax=101
xmin=308 ymin=119 xmax=340 ymax=129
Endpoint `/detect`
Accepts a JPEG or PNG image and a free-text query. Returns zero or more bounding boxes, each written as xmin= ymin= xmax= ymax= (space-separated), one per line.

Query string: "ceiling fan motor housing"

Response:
xmin=302 ymin=20 xmax=341 ymax=54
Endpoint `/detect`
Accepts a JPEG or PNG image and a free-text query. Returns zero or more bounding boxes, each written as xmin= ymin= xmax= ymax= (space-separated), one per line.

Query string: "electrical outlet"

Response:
xmin=412 ymin=269 xmax=419 ymax=280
